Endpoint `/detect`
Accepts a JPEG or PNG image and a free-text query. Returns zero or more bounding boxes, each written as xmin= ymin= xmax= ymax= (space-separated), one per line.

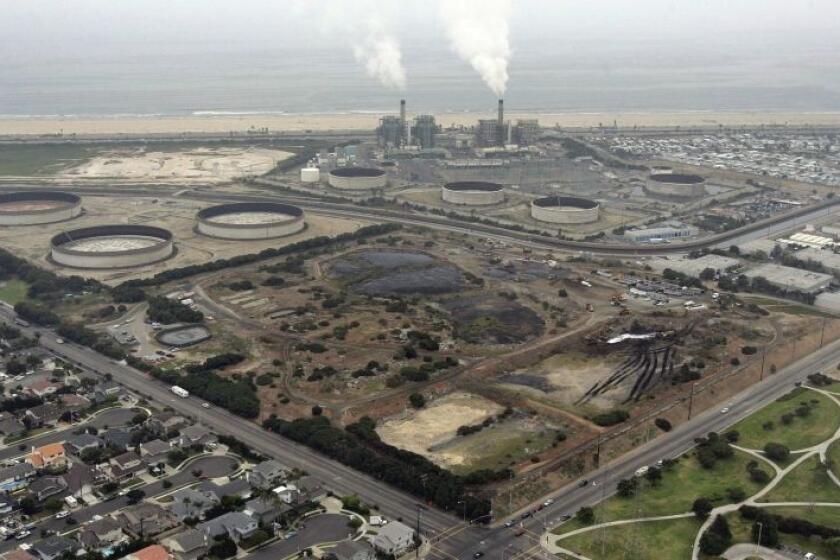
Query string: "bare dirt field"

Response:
xmin=376 ymin=392 xmax=504 ymax=460
xmin=63 ymin=146 xmax=292 ymax=183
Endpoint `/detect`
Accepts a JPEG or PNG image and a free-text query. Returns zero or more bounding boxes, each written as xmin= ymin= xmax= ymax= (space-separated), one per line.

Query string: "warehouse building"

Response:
xmin=624 ymin=222 xmax=698 ymax=243
xmin=794 ymin=248 xmax=840 ymax=276
xmin=656 ymin=254 xmax=742 ymax=277
xmin=743 ymin=263 xmax=833 ymax=294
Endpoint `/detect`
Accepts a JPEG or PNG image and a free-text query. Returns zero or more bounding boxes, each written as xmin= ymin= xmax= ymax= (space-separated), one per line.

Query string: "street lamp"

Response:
xmin=754 ymin=521 xmax=763 ymax=554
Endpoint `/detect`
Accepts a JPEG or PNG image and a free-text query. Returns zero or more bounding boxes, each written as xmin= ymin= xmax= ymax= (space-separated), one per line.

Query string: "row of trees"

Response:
xmin=263 ymin=414 xmax=497 ymax=520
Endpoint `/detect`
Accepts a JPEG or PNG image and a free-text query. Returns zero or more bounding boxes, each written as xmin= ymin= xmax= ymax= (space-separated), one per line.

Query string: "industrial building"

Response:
xmin=530 ymin=196 xmax=600 ymax=224
xmin=624 ymin=222 xmax=698 ymax=243
xmin=0 ymin=191 xmax=82 ymax=226
xmin=794 ymin=247 xmax=840 ymax=275
xmin=411 ymin=115 xmax=439 ymax=149
xmin=441 ymin=181 xmax=505 ymax=206
xmin=50 ymin=225 xmax=174 ymax=269
xmin=514 ymin=119 xmax=540 ymax=146
xmin=655 ymin=254 xmax=742 ymax=277
xmin=743 ymin=263 xmax=833 ymax=294
xmin=645 ymin=173 xmax=707 ymax=198
xmin=328 ymin=167 xmax=387 ymax=190
xmin=737 ymin=238 xmax=780 ymax=257
xmin=196 ymin=203 xmax=305 ymax=240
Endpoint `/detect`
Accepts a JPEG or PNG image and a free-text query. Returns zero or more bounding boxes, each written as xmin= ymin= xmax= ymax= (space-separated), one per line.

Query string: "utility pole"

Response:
xmin=820 ymin=317 xmax=827 ymax=348
xmin=687 ymin=383 xmax=696 ymax=420
xmin=760 ymin=347 xmax=766 ymax=381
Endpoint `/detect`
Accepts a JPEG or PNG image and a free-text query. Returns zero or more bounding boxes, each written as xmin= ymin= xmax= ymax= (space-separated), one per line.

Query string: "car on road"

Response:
xmin=55 ymin=338 xmax=64 ymax=344
xmin=521 ymin=512 xmax=532 ymax=519
xmin=720 ymin=407 xmax=730 ymax=414
xmin=473 ymin=552 xmax=485 ymax=559
xmin=15 ymin=530 xmax=30 ymax=540
xmin=504 ymin=520 xmax=515 ymax=528
xmin=543 ymin=498 xmax=554 ymax=507
xmin=579 ymin=479 xmax=589 ymax=487
xmin=55 ymin=511 xmax=70 ymax=519
xmin=201 ymin=402 xmax=210 ymax=409
xmin=560 ymin=514 xmax=572 ymax=521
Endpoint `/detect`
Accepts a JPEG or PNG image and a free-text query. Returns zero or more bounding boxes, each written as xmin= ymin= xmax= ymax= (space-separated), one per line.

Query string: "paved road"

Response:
xmin=1 ymin=184 xmax=836 ymax=256
xmin=249 ymin=514 xmax=352 ymax=560
xmin=0 ymin=309 xmax=455 ymax=536
xmin=431 ymin=336 xmax=840 ymax=559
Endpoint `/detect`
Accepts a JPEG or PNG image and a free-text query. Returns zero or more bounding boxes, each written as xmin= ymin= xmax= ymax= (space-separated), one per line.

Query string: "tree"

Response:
xmin=699 ymin=267 xmax=716 ymax=281
xmin=645 ymin=467 xmax=662 ymax=487
xmin=699 ymin=515 xmax=732 ymax=555
xmin=576 ymin=506 xmax=595 ymax=525
xmin=763 ymin=442 xmax=790 ymax=462
xmin=130 ymin=413 xmax=147 ymax=426
xmin=692 ymin=497 xmax=713 ymax=519
xmin=209 ymin=537 xmax=237 ymax=559
xmin=126 ymin=489 xmax=145 ymax=505
xmin=44 ymin=497 xmax=64 ymax=513
xmin=616 ymin=478 xmax=637 ymax=498
xmin=408 ymin=393 xmax=426 ymax=409
xmin=752 ymin=514 xmax=779 ymax=547
xmin=311 ymin=405 xmax=323 ymax=416
xmin=654 ymin=418 xmax=672 ymax=432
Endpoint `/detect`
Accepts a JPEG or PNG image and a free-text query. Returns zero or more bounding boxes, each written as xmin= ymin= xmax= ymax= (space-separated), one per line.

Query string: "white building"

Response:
xmin=372 ymin=520 xmax=415 ymax=556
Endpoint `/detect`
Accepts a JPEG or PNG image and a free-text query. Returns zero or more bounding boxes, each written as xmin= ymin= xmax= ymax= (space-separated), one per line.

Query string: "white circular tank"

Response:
xmin=301 ymin=167 xmax=320 ymax=183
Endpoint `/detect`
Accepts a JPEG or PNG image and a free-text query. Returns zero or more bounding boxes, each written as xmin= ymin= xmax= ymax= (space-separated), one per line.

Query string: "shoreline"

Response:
xmin=3 ymin=111 xmax=840 ymax=137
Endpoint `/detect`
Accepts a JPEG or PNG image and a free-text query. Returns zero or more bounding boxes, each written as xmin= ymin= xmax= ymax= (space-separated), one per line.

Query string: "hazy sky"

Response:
xmin=3 ymin=0 xmax=839 ymax=55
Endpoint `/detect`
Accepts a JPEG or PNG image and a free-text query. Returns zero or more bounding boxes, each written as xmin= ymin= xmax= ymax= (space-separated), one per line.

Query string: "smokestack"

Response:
xmin=400 ymin=99 xmax=406 ymax=145
xmin=497 ymin=99 xmax=504 ymax=146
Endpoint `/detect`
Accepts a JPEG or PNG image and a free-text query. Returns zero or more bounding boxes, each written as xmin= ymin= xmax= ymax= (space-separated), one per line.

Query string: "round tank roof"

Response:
xmin=444 ymin=181 xmax=504 ymax=192
xmin=649 ymin=173 xmax=704 ymax=185
xmin=330 ymin=167 xmax=386 ymax=178
xmin=532 ymin=195 xmax=599 ymax=209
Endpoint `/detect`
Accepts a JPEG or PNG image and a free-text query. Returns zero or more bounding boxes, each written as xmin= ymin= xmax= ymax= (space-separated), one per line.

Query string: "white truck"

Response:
xmin=171 ymin=386 xmax=189 ymax=398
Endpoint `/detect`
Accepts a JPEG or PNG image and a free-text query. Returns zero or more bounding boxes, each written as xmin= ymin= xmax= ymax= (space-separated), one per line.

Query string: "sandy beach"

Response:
xmin=4 ymin=111 xmax=840 ymax=138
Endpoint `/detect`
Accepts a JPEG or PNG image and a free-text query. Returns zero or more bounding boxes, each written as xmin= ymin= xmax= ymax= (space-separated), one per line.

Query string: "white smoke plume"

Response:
xmin=353 ymin=20 xmax=407 ymax=90
xmin=319 ymin=2 xmax=407 ymax=91
xmin=439 ymin=0 xmax=512 ymax=96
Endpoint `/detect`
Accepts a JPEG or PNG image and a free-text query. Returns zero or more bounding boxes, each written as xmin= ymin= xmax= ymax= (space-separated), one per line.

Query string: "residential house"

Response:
xmin=0 ymin=413 xmax=26 ymax=439
xmin=66 ymin=434 xmax=103 ymax=456
xmin=62 ymin=463 xmax=98 ymax=497
xmin=198 ymin=479 xmax=251 ymax=502
xmin=372 ymin=521 xmax=415 ymax=557
xmin=147 ymin=412 xmax=188 ymax=436
xmin=24 ymin=404 xmax=66 ymax=428
xmin=0 ymin=495 xmax=13 ymax=514
xmin=77 ymin=517 xmax=128 ymax=551
xmin=125 ymin=544 xmax=170 ymax=560
xmin=106 ymin=451 xmax=144 ymax=482
xmin=271 ymin=484 xmax=300 ymax=505
xmin=117 ymin=503 xmax=180 ymax=538
xmin=102 ymin=427 xmax=134 ymax=452
xmin=30 ymin=536 xmax=77 ymax=560
xmin=178 ymin=425 xmax=216 ymax=448
xmin=0 ymin=463 xmax=36 ymax=493
xmin=25 ymin=380 xmax=61 ymax=399
xmin=326 ymin=541 xmax=376 ymax=560
xmin=28 ymin=476 xmax=67 ymax=502
xmin=168 ymin=487 xmax=220 ymax=521
xmin=27 ymin=443 xmax=67 ymax=470
xmin=139 ymin=439 xmax=171 ymax=466
xmin=197 ymin=512 xmax=258 ymax=543
xmin=92 ymin=381 xmax=122 ymax=404
xmin=161 ymin=529 xmax=209 ymax=560
xmin=1 ymin=549 xmax=38 ymax=560
xmin=295 ymin=476 xmax=326 ymax=504
xmin=59 ymin=394 xmax=91 ymax=412
xmin=246 ymin=460 xmax=288 ymax=490
xmin=243 ymin=497 xmax=289 ymax=526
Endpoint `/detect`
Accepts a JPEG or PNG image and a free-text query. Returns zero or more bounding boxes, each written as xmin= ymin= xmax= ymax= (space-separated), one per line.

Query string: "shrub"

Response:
xmin=692 ymin=498 xmax=714 ymax=519
xmin=576 ymin=506 xmax=594 ymax=525
xmin=654 ymin=418 xmax=672 ymax=432
xmin=591 ymin=410 xmax=629 ymax=427
xmin=763 ymin=442 xmax=790 ymax=462
xmin=408 ymin=393 xmax=426 ymax=409
xmin=699 ymin=515 xmax=732 ymax=556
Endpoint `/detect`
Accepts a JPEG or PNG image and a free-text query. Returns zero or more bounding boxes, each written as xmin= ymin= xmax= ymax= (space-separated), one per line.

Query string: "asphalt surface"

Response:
xmin=0 ymin=308 xmax=455 ymax=536
xmin=248 ymin=514 xmax=352 ymax=560
xmin=429 ymin=335 xmax=840 ymax=560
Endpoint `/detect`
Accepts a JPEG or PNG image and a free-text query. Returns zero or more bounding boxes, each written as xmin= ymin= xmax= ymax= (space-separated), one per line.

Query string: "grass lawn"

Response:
xmin=758 ymin=454 xmax=840 ymax=503
xmin=729 ymin=388 xmax=840 ymax=450
xmin=725 ymin=506 xmax=840 ymax=560
xmin=829 ymin=439 xmax=840 ymax=479
xmin=554 ymin=449 xmax=766 ymax=527
xmin=445 ymin=420 xmax=559 ymax=475
xmin=0 ymin=144 xmax=95 ymax=176
xmin=0 ymin=279 xmax=28 ymax=305
xmin=556 ymin=516 xmax=702 ymax=560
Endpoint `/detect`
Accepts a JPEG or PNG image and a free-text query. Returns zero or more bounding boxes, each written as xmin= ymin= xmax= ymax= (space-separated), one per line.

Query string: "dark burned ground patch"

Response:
xmin=497 ymin=373 xmax=554 ymax=392
xmin=326 ymin=250 xmax=463 ymax=296
xmin=444 ymin=295 xmax=544 ymax=344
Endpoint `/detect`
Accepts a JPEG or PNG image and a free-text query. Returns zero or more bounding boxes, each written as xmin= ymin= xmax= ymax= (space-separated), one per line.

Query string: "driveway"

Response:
xmin=723 ymin=543 xmax=805 ymax=560
xmin=183 ymin=455 xmax=240 ymax=478
xmin=249 ymin=514 xmax=354 ymax=560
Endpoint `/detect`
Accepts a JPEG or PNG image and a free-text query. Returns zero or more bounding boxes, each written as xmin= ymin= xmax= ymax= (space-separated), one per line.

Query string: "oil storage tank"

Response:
xmin=0 ymin=191 xmax=82 ymax=226
xmin=196 ymin=202 xmax=305 ymax=240
xmin=50 ymin=225 xmax=174 ymax=269
xmin=328 ymin=167 xmax=387 ymax=190
xmin=531 ymin=196 xmax=600 ymax=224
xmin=645 ymin=173 xmax=706 ymax=198
xmin=441 ymin=181 xmax=505 ymax=205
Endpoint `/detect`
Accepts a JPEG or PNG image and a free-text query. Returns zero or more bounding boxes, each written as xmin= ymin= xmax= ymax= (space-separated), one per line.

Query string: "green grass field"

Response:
xmin=0 ymin=279 xmax=28 ymax=305
xmin=730 ymin=388 xmax=840 ymax=450
xmin=0 ymin=144 xmax=96 ymax=176
xmin=829 ymin=439 xmax=840 ymax=479
xmin=758 ymin=455 xmax=840 ymax=504
xmin=557 ymin=516 xmax=702 ymax=560
xmin=554 ymin=449 xmax=766 ymax=528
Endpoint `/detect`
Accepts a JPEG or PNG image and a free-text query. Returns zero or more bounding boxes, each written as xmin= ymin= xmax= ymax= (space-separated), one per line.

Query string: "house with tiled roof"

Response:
xmin=126 ymin=544 xmax=170 ymax=560
xmin=26 ymin=443 xmax=67 ymax=470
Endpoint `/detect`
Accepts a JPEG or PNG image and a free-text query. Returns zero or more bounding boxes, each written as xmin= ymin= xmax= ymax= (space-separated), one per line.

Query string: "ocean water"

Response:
xmin=2 ymin=37 xmax=840 ymax=118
